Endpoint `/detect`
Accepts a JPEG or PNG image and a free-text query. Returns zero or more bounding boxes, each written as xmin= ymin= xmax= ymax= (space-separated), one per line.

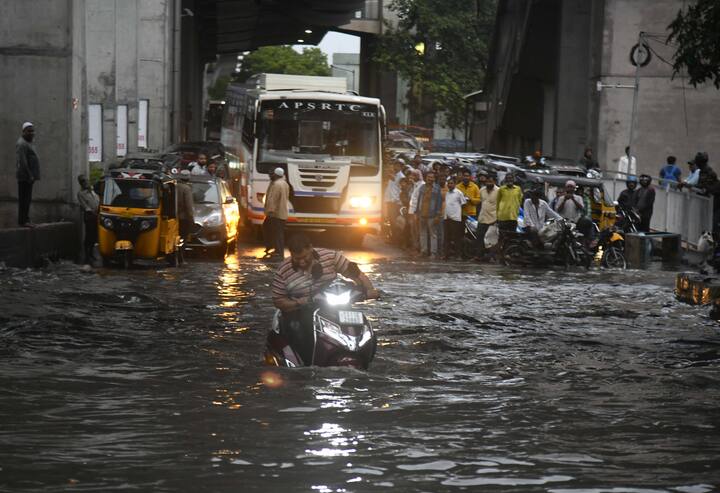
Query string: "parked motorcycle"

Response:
xmin=502 ymin=218 xmax=592 ymax=269
xmin=264 ymin=280 xmax=377 ymax=369
xmin=593 ymin=224 xmax=627 ymax=269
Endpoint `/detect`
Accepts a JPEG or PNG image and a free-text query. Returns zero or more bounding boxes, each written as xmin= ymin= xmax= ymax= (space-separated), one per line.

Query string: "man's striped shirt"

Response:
xmin=272 ymin=248 xmax=352 ymax=302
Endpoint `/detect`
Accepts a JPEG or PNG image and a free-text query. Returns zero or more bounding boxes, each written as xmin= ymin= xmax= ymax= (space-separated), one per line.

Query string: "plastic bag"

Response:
xmin=484 ymin=223 xmax=499 ymax=248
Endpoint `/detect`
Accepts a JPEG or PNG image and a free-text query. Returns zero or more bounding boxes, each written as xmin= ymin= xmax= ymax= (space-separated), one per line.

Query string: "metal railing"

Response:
xmin=600 ymin=171 xmax=713 ymax=248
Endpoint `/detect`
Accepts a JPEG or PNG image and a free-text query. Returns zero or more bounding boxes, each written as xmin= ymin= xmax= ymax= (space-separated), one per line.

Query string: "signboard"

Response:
xmin=88 ymin=104 xmax=102 ymax=162
xmin=138 ymin=99 xmax=149 ymax=149
xmin=116 ymin=104 xmax=128 ymax=157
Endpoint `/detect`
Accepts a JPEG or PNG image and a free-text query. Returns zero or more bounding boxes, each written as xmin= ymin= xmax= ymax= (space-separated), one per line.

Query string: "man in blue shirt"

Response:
xmin=659 ymin=155 xmax=681 ymax=189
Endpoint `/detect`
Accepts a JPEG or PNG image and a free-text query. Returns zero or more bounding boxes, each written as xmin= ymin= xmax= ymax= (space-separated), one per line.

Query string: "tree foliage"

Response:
xmin=208 ymin=75 xmax=231 ymax=100
xmin=234 ymin=46 xmax=331 ymax=82
xmin=668 ymin=0 xmax=720 ymax=89
xmin=374 ymin=0 xmax=496 ymax=131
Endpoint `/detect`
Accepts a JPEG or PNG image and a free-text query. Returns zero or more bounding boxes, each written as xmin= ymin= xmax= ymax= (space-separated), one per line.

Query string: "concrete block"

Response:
xmin=0 ymin=221 xmax=79 ymax=268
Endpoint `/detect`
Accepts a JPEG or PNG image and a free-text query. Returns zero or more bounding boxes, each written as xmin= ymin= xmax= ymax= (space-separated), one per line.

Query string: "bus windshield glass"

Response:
xmin=257 ymin=99 xmax=379 ymax=173
xmin=103 ymin=178 xmax=160 ymax=209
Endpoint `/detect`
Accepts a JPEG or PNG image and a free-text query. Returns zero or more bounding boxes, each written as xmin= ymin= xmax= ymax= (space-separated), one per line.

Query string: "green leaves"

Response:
xmin=668 ymin=0 xmax=720 ymax=89
xmin=374 ymin=0 xmax=496 ymax=130
xmin=234 ymin=46 xmax=332 ymax=83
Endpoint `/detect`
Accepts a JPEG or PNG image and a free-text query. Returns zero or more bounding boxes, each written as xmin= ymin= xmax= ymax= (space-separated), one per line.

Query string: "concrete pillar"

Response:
xmin=553 ymin=0 xmax=592 ymax=160
xmin=542 ymin=84 xmax=556 ymax=155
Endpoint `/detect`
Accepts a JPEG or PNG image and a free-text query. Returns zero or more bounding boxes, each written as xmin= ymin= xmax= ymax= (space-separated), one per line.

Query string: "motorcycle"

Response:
xmin=593 ymin=224 xmax=627 ymax=269
xmin=264 ymin=279 xmax=377 ymax=369
xmin=502 ymin=218 xmax=592 ymax=269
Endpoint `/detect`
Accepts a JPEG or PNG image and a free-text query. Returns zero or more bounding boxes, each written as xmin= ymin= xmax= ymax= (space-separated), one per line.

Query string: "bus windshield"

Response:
xmin=257 ymin=99 xmax=379 ymax=173
xmin=103 ymin=178 xmax=159 ymax=209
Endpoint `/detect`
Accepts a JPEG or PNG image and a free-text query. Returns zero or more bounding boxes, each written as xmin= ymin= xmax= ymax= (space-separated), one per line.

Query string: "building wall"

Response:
xmin=596 ymin=0 xmax=720 ymax=176
xmin=0 ymin=0 xmax=176 ymax=227
xmin=486 ymin=0 xmax=720 ymax=178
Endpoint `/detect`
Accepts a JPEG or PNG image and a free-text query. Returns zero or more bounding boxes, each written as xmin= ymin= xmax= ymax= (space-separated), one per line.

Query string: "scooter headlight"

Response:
xmin=318 ymin=317 xmax=359 ymax=351
xmin=325 ymin=290 xmax=351 ymax=306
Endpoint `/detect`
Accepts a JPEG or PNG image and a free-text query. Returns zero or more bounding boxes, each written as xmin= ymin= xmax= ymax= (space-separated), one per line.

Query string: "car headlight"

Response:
xmin=349 ymin=196 xmax=373 ymax=209
xmin=101 ymin=216 xmax=114 ymax=230
xmin=326 ymin=291 xmax=351 ymax=306
xmin=201 ymin=211 xmax=223 ymax=227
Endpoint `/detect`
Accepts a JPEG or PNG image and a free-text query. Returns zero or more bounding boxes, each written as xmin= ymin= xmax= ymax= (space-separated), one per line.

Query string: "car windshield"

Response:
xmin=102 ymin=178 xmax=159 ymax=208
xmin=257 ymin=99 xmax=379 ymax=173
xmin=191 ymin=181 xmax=220 ymax=204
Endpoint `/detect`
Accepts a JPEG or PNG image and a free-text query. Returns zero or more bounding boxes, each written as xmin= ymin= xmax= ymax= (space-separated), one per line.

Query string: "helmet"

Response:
xmin=693 ymin=152 xmax=709 ymax=166
xmin=626 ymin=175 xmax=638 ymax=186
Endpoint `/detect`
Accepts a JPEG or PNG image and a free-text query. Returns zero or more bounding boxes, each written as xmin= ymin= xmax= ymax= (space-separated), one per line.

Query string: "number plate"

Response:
xmin=338 ymin=311 xmax=364 ymax=325
xmin=297 ymin=217 xmax=333 ymax=224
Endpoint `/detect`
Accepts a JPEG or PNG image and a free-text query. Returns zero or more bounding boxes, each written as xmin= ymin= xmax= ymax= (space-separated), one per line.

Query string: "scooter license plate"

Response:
xmin=339 ymin=311 xmax=364 ymax=325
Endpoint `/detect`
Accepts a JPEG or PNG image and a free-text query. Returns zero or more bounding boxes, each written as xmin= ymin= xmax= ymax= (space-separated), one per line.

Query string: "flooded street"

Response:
xmin=1 ymin=237 xmax=719 ymax=492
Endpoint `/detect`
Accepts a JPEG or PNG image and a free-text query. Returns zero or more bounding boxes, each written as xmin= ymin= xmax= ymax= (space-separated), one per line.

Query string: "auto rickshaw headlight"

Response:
xmin=101 ymin=216 xmax=114 ymax=230
xmin=140 ymin=220 xmax=152 ymax=231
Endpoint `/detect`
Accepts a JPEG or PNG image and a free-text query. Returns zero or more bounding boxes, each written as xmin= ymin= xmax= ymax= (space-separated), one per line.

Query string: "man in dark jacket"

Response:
xmin=177 ymin=170 xmax=195 ymax=241
xmin=694 ymin=152 xmax=720 ymax=232
xmin=635 ymin=175 xmax=656 ymax=232
xmin=16 ymin=122 xmax=40 ymax=226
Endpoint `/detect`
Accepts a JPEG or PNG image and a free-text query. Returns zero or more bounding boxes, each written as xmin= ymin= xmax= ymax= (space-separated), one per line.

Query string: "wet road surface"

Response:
xmin=1 ymin=236 xmax=719 ymax=492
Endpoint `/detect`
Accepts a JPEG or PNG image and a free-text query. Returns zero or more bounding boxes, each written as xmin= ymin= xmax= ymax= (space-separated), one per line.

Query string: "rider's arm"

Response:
xmin=336 ymin=253 xmax=379 ymax=299
xmin=271 ymin=271 xmax=307 ymax=312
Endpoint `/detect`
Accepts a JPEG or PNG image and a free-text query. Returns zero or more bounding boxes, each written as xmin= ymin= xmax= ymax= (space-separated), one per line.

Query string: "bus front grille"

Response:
xmin=291 ymin=197 xmax=341 ymax=214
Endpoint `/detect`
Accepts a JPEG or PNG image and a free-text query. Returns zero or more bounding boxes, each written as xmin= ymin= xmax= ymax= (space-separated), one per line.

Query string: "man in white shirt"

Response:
xmin=383 ymin=159 xmax=406 ymax=241
xmin=617 ymin=146 xmax=637 ymax=178
xmin=407 ymin=169 xmax=425 ymax=251
xmin=443 ymin=177 xmax=467 ymax=258
xmin=524 ymin=188 xmax=562 ymax=248
xmin=554 ymin=180 xmax=585 ymax=223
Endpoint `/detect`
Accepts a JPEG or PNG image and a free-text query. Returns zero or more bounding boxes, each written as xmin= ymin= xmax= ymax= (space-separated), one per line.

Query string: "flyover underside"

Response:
xmin=193 ymin=0 xmax=367 ymax=59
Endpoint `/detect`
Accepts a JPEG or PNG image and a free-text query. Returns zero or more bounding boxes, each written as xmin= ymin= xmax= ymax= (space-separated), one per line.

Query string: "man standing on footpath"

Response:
xmin=496 ymin=173 xmax=523 ymax=234
xmin=659 ymin=156 xmax=681 ymax=189
xmin=16 ymin=122 xmax=40 ymax=227
xmin=77 ymin=175 xmax=100 ymax=264
xmin=694 ymin=152 xmax=720 ymax=232
xmin=264 ymin=167 xmax=290 ymax=259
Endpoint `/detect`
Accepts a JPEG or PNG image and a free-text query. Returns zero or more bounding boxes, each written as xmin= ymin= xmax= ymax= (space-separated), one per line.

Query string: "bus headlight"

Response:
xmin=349 ymin=196 xmax=373 ymax=209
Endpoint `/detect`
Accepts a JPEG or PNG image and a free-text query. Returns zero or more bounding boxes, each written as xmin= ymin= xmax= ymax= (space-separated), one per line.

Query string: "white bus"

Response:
xmin=221 ymin=74 xmax=385 ymax=243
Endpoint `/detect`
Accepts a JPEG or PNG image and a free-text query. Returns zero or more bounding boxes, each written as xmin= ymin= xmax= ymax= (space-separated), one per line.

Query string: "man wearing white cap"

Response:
xmin=264 ymin=167 xmax=290 ymax=259
xmin=16 ymin=122 xmax=40 ymax=226
xmin=553 ymin=179 xmax=585 ymax=222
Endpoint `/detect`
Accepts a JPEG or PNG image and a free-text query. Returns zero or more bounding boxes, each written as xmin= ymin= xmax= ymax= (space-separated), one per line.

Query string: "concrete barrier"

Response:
xmin=0 ymin=222 xmax=80 ymax=268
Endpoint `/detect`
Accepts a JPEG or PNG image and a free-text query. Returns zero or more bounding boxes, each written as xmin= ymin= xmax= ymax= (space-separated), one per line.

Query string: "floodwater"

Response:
xmin=1 ymin=239 xmax=719 ymax=492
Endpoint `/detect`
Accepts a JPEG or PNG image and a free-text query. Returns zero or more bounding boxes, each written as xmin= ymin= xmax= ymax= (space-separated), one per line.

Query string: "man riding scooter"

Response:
xmin=523 ymin=187 xmax=562 ymax=248
xmin=271 ymin=234 xmax=379 ymax=365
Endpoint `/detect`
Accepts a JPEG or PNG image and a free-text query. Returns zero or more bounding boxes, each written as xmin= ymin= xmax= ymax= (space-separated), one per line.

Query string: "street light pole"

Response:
xmin=330 ymin=64 xmax=356 ymax=93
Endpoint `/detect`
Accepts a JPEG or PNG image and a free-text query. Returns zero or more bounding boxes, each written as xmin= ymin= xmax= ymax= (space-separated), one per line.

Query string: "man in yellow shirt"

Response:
xmin=456 ymin=168 xmax=481 ymax=219
xmin=496 ymin=173 xmax=523 ymax=233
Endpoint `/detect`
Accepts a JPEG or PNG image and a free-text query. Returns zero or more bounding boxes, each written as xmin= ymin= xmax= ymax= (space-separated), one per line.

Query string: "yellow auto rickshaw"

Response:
xmin=98 ymin=168 xmax=182 ymax=268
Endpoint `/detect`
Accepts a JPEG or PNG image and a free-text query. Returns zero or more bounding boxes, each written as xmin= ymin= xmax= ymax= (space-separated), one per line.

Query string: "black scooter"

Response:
xmin=264 ymin=280 xmax=377 ymax=369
